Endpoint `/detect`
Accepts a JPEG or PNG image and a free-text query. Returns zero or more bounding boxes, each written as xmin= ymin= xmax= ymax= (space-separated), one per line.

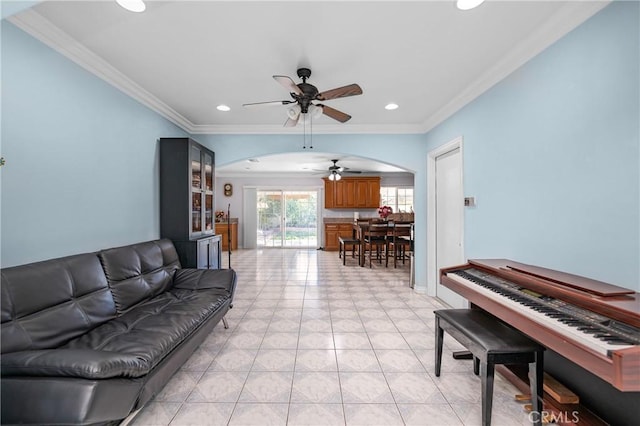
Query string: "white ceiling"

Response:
xmin=8 ymin=0 xmax=609 ymax=174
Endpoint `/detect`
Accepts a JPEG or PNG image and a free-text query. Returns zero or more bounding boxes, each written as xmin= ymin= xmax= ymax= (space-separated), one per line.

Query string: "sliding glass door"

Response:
xmin=257 ymin=190 xmax=318 ymax=248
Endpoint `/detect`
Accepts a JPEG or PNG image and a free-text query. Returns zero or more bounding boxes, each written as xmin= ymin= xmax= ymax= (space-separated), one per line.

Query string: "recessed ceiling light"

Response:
xmin=216 ymin=104 xmax=231 ymax=112
xmin=116 ymin=0 xmax=146 ymax=13
xmin=456 ymin=0 xmax=485 ymax=11
xmin=385 ymin=103 xmax=399 ymax=110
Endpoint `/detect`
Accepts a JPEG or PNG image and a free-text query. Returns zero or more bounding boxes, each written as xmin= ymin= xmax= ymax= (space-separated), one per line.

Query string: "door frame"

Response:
xmin=427 ymin=136 xmax=464 ymax=297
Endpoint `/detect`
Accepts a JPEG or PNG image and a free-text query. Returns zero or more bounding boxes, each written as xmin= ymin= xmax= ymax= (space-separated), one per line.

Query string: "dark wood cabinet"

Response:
xmin=159 ymin=137 xmax=221 ymax=269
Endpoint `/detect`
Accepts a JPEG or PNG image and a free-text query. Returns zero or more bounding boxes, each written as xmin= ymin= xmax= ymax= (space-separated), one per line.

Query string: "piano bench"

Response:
xmin=338 ymin=237 xmax=360 ymax=265
xmin=435 ymin=309 xmax=545 ymax=426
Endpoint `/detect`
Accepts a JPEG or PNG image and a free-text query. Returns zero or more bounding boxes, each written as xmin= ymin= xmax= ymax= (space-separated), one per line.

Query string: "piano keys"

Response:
xmin=446 ymin=267 xmax=639 ymax=358
xmin=440 ymin=259 xmax=640 ymax=424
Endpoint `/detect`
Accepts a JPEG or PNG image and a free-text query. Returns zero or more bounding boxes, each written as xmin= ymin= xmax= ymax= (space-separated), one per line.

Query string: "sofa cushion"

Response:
xmin=99 ymin=239 xmax=180 ymax=314
xmin=1 ymin=253 xmax=116 ymax=353
xmin=173 ymin=268 xmax=236 ymax=293
xmin=55 ymin=288 xmax=230 ymax=378
xmin=1 ymin=349 xmax=148 ymax=379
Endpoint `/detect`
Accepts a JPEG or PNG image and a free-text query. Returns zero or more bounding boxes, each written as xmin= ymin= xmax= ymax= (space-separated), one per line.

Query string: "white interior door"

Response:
xmin=435 ymin=147 xmax=467 ymax=308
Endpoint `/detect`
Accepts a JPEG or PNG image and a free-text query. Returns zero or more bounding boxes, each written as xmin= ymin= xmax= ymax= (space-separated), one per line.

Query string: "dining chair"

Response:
xmin=386 ymin=221 xmax=413 ymax=268
xmin=363 ymin=219 xmax=389 ymax=267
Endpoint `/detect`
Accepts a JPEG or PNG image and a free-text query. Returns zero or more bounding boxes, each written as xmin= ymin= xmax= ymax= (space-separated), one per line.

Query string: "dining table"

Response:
xmin=352 ymin=220 xmax=413 ymax=267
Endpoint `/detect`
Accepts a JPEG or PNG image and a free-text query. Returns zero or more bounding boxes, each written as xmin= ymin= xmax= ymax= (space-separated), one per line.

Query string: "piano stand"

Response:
xmin=435 ymin=309 xmax=545 ymax=426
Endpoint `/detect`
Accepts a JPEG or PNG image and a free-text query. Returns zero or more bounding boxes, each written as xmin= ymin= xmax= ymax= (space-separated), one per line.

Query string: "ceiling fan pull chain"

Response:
xmin=310 ymin=114 xmax=314 ymax=149
xmin=303 ymin=115 xmax=307 ymax=149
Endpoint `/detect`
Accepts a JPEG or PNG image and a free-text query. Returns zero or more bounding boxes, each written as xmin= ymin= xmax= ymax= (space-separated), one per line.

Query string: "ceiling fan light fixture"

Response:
xmin=309 ymin=104 xmax=323 ymax=119
xmin=328 ymin=170 xmax=342 ymax=181
xmin=287 ymin=104 xmax=302 ymax=120
xmin=456 ymin=0 xmax=485 ymax=11
xmin=116 ymin=0 xmax=146 ymax=13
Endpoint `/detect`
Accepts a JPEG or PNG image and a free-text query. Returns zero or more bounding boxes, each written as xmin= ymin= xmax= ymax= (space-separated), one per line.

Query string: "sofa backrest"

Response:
xmin=98 ymin=239 xmax=181 ymax=314
xmin=1 ymin=253 xmax=117 ymax=353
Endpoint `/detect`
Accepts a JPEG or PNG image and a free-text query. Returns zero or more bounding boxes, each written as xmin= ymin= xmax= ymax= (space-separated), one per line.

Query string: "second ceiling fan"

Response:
xmin=319 ymin=159 xmax=363 ymax=181
xmin=243 ymin=68 xmax=363 ymax=127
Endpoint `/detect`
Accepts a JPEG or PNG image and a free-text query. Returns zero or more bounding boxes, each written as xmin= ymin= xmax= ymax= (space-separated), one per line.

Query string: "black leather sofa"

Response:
xmin=1 ymin=239 xmax=237 ymax=425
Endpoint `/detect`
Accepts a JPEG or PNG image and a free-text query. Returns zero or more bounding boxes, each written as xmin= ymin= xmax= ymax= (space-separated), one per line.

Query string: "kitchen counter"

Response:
xmin=323 ymin=216 xmax=375 ymax=224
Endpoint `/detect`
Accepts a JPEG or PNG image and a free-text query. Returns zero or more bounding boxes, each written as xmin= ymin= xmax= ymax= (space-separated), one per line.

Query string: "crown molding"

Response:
xmin=8 ymin=9 xmax=196 ymax=132
xmin=419 ymin=0 xmax=610 ymax=133
xmin=9 ymin=2 xmax=609 ymax=137
xmin=8 ymin=9 xmax=424 ymax=136
xmin=189 ymin=123 xmax=425 ymax=135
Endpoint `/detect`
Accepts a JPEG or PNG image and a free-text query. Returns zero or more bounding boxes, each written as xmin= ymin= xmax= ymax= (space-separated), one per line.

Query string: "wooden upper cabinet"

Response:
xmin=323 ymin=177 xmax=380 ymax=209
xmin=355 ymin=179 xmax=380 ymax=208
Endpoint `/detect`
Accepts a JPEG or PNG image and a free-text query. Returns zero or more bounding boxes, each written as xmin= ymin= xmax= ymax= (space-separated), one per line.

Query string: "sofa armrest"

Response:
xmin=173 ymin=269 xmax=237 ymax=301
xmin=1 ymin=349 xmax=151 ymax=379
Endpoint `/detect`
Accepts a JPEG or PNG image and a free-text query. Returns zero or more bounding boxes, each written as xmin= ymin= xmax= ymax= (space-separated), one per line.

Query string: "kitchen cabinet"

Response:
xmin=324 ymin=222 xmax=354 ymax=251
xmin=355 ymin=179 xmax=380 ymax=208
xmin=323 ymin=177 xmax=380 ymax=209
xmin=216 ymin=222 xmax=238 ymax=251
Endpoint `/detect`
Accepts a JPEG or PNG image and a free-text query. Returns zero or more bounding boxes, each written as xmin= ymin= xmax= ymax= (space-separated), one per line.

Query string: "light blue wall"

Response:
xmin=1 ymin=22 xmax=187 ymax=267
xmin=2 ymin=1 xmax=637 ymax=293
xmin=424 ymin=0 xmax=639 ymax=290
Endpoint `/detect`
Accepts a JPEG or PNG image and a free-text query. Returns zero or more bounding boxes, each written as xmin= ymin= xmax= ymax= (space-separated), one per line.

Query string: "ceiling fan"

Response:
xmin=243 ymin=68 xmax=363 ymax=127
xmin=321 ymin=159 xmax=363 ymax=181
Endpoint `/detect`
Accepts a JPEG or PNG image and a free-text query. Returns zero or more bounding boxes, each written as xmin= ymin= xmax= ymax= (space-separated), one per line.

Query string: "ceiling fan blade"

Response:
xmin=243 ymin=100 xmax=294 ymax=108
xmin=284 ymin=114 xmax=300 ymax=127
xmin=318 ymin=104 xmax=352 ymax=123
xmin=316 ymin=84 xmax=363 ymax=101
xmin=273 ymin=75 xmax=303 ymax=95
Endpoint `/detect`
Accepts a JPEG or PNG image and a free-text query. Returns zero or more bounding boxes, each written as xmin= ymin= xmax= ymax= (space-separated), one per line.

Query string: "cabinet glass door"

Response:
xmin=204 ymin=152 xmax=213 ymax=191
xmin=190 ymin=144 xmax=203 ymax=235
xmin=192 ymin=192 xmax=202 ymax=233
xmin=204 ymin=194 xmax=213 ymax=231
xmin=203 ymin=152 xmax=214 ymax=232
xmin=191 ymin=145 xmax=202 ymax=190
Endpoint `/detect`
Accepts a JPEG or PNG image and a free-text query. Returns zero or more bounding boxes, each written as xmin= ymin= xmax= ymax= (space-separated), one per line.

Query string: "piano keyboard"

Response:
xmin=447 ymin=268 xmax=640 ymax=357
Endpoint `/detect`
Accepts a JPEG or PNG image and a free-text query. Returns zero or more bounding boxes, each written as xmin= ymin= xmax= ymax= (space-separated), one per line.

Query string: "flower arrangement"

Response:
xmin=215 ymin=211 xmax=226 ymax=222
xmin=378 ymin=205 xmax=393 ymax=219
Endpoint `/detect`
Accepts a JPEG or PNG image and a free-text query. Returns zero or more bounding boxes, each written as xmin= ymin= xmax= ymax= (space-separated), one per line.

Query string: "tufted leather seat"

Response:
xmin=1 ymin=239 xmax=236 ymax=425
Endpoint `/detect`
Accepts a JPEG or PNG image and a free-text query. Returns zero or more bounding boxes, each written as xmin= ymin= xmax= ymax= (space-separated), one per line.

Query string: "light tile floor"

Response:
xmin=130 ymin=249 xmax=532 ymax=426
